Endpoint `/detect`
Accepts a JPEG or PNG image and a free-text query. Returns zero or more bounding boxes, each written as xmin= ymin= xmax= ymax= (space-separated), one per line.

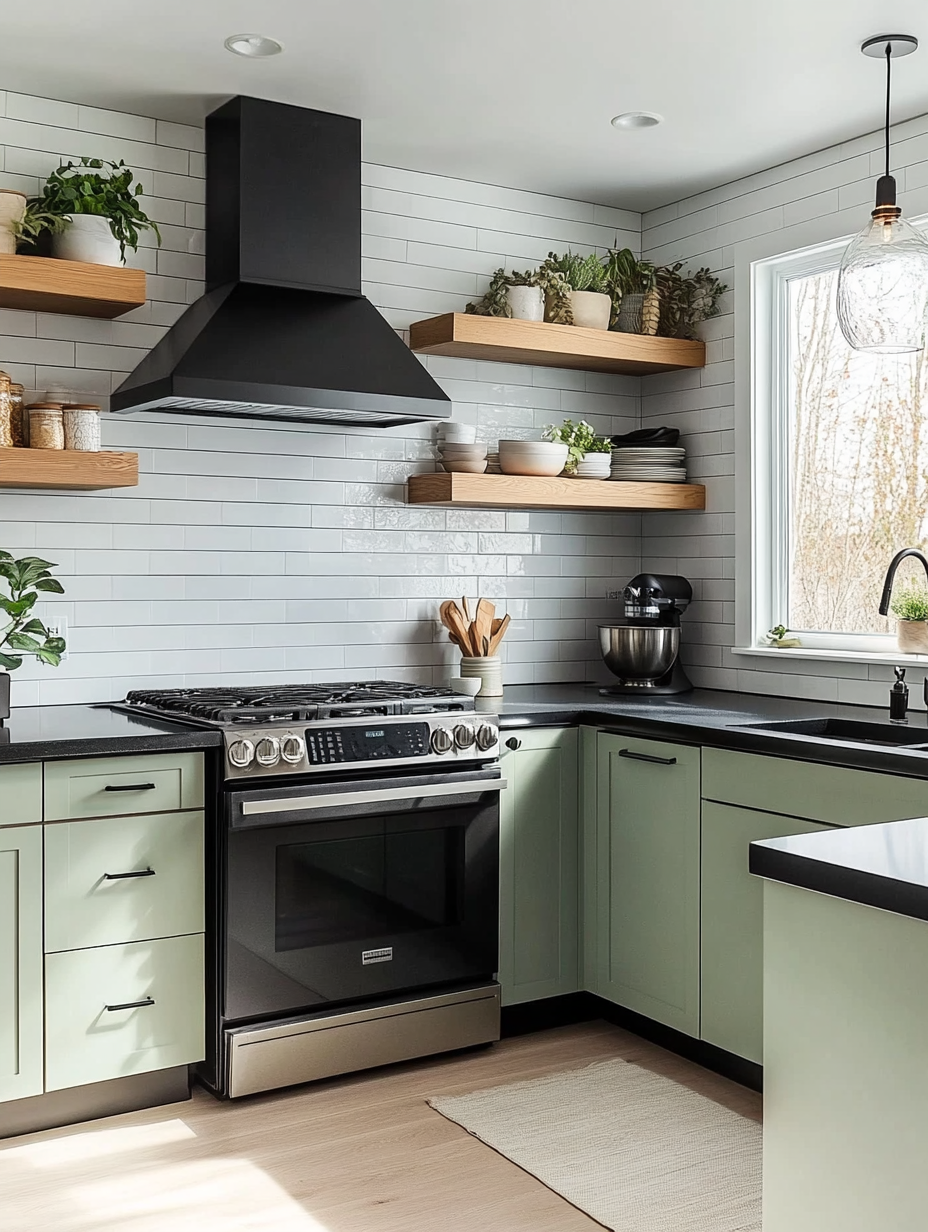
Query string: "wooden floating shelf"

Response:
xmin=409 ymin=312 xmax=705 ymax=375
xmin=0 ymin=449 xmax=139 ymax=490
xmin=0 ymin=254 xmax=146 ymax=319
xmin=408 ymin=472 xmax=706 ymax=512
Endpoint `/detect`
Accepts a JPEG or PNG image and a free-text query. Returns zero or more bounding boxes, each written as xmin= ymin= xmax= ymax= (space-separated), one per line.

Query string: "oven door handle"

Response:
xmin=239 ymin=778 xmax=508 ymax=817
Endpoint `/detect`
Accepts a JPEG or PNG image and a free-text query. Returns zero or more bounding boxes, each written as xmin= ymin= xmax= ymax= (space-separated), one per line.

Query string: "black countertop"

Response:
xmin=0 ymin=703 xmax=222 ymax=762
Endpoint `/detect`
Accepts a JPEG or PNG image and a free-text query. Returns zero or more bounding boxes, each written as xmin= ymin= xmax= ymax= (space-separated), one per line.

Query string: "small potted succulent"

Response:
xmin=539 ymin=252 xmax=611 ymax=329
xmin=0 ymin=552 xmax=67 ymax=721
xmin=890 ymin=586 xmax=928 ymax=654
xmin=542 ymin=418 xmax=613 ymax=478
xmin=604 ymin=248 xmax=659 ymax=334
xmin=466 ymin=268 xmax=544 ymax=321
xmin=32 ymin=157 xmax=161 ymax=266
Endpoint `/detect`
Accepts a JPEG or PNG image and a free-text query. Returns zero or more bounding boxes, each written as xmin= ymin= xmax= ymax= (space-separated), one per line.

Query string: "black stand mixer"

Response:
xmin=598 ymin=573 xmax=693 ymax=695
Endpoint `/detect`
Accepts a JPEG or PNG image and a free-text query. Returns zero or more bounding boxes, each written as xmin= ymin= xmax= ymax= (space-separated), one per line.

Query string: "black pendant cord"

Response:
xmin=885 ymin=42 xmax=893 ymax=178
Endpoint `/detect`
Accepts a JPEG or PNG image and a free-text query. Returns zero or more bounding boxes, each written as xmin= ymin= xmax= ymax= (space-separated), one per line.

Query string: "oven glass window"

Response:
xmin=275 ymin=827 xmax=465 ymax=951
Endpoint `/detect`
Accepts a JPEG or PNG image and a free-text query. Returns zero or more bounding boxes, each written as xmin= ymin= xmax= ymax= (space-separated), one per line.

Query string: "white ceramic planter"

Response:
xmin=52 ymin=215 xmax=124 ymax=266
xmin=574 ymin=452 xmax=612 ymax=480
xmin=505 ymin=285 xmax=544 ymax=321
xmin=568 ymin=290 xmax=611 ymax=330
xmin=897 ymin=620 xmax=928 ymax=654
xmin=0 ymin=189 xmax=26 ymax=256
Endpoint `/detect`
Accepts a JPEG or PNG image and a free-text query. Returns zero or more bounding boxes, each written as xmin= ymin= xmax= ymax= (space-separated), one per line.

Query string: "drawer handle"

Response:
xmin=103 ymin=782 xmax=157 ymax=792
xmin=103 ymin=867 xmax=156 ymax=880
xmin=104 ymin=996 xmax=155 ymax=1013
xmin=505 ymin=737 xmax=522 ymax=750
xmin=618 ymin=748 xmax=677 ymax=766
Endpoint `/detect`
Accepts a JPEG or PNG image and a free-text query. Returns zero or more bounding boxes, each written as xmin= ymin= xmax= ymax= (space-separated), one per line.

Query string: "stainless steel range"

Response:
xmin=113 ymin=682 xmax=503 ymax=1099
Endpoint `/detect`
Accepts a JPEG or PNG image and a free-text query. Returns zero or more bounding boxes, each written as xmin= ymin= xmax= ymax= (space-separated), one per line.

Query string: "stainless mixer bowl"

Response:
xmin=598 ymin=624 xmax=680 ymax=682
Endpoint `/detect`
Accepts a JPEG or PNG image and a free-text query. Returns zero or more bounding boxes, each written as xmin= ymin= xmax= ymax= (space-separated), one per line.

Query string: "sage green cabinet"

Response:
xmin=498 ymin=727 xmax=578 ymax=1006
xmin=700 ymin=801 xmax=835 ymax=1063
xmin=0 ymin=825 xmax=43 ymax=1103
xmin=0 ymin=763 xmax=42 ymax=827
xmin=595 ymin=733 xmax=701 ymax=1036
xmin=44 ymin=752 xmax=204 ymax=821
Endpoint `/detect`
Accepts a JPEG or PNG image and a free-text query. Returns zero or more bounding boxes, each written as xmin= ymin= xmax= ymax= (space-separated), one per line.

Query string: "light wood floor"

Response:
xmin=0 ymin=1021 xmax=761 ymax=1232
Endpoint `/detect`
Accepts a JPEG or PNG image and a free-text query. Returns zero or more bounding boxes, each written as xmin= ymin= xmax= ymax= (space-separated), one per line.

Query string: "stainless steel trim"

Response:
xmin=240 ymin=777 xmax=508 ymax=816
xmin=226 ymin=983 xmax=500 ymax=1097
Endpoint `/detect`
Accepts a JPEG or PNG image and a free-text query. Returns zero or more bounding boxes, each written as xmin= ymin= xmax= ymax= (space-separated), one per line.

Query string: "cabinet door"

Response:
xmin=498 ymin=727 xmax=578 ymax=1007
xmin=0 ymin=825 xmax=43 ymax=1102
xmin=0 ymin=763 xmax=43 ymax=826
xmin=596 ymin=733 xmax=701 ymax=1036
xmin=701 ymin=801 xmax=834 ymax=1063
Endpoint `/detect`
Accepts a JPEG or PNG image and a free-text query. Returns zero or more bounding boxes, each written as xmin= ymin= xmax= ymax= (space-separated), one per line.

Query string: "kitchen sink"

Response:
xmin=738 ymin=717 xmax=928 ymax=748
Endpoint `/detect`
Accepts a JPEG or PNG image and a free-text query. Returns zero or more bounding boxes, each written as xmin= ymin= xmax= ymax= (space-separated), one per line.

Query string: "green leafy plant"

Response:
xmin=890 ymin=586 xmax=928 ymax=622
xmin=655 ymin=261 xmax=728 ymax=340
xmin=35 ymin=157 xmax=162 ymax=260
xmin=0 ymin=553 xmax=67 ymax=671
xmin=543 ymin=251 xmax=607 ymax=293
xmin=542 ymin=418 xmax=612 ymax=473
xmin=466 ymin=267 xmax=543 ymax=317
xmin=11 ymin=201 xmax=68 ymax=250
xmin=764 ymin=624 xmax=802 ymax=648
xmin=603 ymin=247 xmax=656 ymax=297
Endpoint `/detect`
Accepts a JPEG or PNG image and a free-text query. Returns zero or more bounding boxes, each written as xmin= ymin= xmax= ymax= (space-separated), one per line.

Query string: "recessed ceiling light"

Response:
xmin=611 ymin=111 xmax=663 ymax=130
xmin=224 ymin=34 xmax=283 ymax=58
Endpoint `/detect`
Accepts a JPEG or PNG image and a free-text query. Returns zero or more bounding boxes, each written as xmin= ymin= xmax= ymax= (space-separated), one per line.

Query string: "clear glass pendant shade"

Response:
xmin=836 ymin=211 xmax=928 ymax=353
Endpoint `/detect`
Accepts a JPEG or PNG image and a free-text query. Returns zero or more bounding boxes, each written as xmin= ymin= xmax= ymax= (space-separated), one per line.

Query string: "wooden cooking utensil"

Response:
xmin=461 ymin=595 xmax=472 ymax=624
xmin=439 ymin=600 xmax=455 ymax=632
xmin=488 ymin=612 xmax=510 ymax=654
xmin=474 ymin=598 xmax=495 ymax=653
xmin=443 ymin=601 xmax=472 ymax=650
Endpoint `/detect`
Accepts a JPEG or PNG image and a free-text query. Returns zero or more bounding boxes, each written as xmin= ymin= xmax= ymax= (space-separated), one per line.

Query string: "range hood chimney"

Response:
xmin=110 ymin=97 xmax=450 ymax=427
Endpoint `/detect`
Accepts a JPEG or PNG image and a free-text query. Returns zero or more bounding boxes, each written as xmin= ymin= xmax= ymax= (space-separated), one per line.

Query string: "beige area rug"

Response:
xmin=427 ymin=1058 xmax=761 ymax=1231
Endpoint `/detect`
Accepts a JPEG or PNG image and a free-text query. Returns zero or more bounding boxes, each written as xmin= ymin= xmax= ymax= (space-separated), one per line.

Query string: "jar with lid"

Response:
xmin=9 ymin=382 xmax=26 ymax=447
xmin=0 ymin=372 xmax=12 ymax=449
xmin=28 ymin=404 xmax=65 ymax=450
xmin=62 ymin=404 xmax=101 ymax=452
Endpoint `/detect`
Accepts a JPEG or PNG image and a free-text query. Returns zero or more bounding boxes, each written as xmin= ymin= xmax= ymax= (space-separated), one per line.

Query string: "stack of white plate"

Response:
xmin=609 ymin=445 xmax=686 ymax=483
xmin=486 ymin=451 xmax=502 ymax=474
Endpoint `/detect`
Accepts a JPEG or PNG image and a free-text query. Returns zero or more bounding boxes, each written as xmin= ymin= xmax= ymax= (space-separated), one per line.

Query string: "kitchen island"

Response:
xmin=750 ymin=819 xmax=928 ymax=1232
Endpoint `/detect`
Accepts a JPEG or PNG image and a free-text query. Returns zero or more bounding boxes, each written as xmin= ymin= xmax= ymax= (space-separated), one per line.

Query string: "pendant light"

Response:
xmin=836 ymin=35 xmax=928 ymax=354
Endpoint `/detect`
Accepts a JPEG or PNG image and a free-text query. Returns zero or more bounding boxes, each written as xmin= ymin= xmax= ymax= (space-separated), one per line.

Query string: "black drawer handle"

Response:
xmin=103 ymin=868 xmax=156 ymax=880
xmin=103 ymin=783 xmax=156 ymax=792
xmin=619 ymin=748 xmax=677 ymax=766
xmin=505 ymin=737 xmax=522 ymax=750
xmin=104 ymin=996 xmax=155 ymax=1013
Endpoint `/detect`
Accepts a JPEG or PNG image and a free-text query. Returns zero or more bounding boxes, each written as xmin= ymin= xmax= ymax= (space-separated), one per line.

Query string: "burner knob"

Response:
xmin=255 ymin=736 xmax=281 ymax=767
xmin=476 ymin=723 xmax=498 ymax=752
xmin=228 ymin=738 xmax=255 ymax=768
xmin=454 ymin=723 xmax=476 ymax=750
xmin=280 ymin=734 xmax=305 ymax=765
xmin=430 ymin=727 xmax=453 ymax=755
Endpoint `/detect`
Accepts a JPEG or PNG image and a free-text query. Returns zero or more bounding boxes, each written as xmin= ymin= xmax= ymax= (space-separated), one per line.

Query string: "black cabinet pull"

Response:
xmin=104 ymin=996 xmax=155 ymax=1013
xmin=103 ymin=868 xmax=156 ymax=880
xmin=618 ymin=748 xmax=677 ymax=766
xmin=505 ymin=737 xmax=522 ymax=750
xmin=103 ymin=782 xmax=156 ymax=792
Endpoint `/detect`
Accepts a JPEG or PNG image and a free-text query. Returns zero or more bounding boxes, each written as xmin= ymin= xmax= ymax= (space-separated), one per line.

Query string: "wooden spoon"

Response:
xmin=444 ymin=602 xmax=472 ymax=650
xmin=474 ymin=598 xmax=495 ymax=654
xmin=488 ymin=612 xmax=511 ymax=654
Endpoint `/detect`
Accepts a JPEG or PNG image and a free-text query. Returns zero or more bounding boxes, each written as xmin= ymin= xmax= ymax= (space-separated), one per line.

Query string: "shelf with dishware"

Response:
xmin=407 ymin=471 xmax=706 ymax=512
xmin=0 ymin=448 xmax=139 ymax=490
xmin=409 ymin=312 xmax=706 ymax=375
xmin=0 ymin=254 xmax=146 ymax=319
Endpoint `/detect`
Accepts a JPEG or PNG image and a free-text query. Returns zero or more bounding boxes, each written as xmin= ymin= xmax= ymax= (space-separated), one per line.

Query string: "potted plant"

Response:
xmin=0 ymin=552 xmax=67 ymax=721
xmin=890 ymin=586 xmax=928 ymax=653
xmin=604 ymin=248 xmax=659 ymax=334
xmin=32 ymin=157 xmax=161 ymax=266
xmin=654 ymin=261 xmax=728 ymax=339
xmin=11 ymin=200 xmax=67 ymax=253
xmin=540 ymin=252 xmax=611 ymax=329
xmin=0 ymin=190 xmax=26 ymax=255
xmin=542 ymin=418 xmax=613 ymax=477
xmin=466 ymin=268 xmax=544 ymax=321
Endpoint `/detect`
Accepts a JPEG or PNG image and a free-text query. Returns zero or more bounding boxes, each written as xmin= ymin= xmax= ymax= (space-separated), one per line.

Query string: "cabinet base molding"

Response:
xmin=0 ymin=1065 xmax=190 ymax=1140
xmin=501 ymin=992 xmax=599 ymax=1038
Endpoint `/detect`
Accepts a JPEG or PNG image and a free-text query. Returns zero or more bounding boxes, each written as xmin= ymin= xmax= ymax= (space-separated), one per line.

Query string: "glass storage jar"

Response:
xmin=0 ymin=372 xmax=12 ymax=449
xmin=28 ymin=404 xmax=65 ymax=450
xmin=10 ymin=382 xmax=26 ymax=447
xmin=62 ymin=404 xmax=101 ymax=452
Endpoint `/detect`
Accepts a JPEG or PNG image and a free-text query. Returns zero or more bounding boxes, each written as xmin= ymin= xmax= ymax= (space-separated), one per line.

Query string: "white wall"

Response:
xmin=0 ymin=91 xmax=642 ymax=706
xmin=640 ymin=112 xmax=928 ymax=708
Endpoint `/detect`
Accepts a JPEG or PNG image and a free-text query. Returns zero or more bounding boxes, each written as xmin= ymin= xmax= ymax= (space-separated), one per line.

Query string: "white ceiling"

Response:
xmin=3 ymin=0 xmax=928 ymax=211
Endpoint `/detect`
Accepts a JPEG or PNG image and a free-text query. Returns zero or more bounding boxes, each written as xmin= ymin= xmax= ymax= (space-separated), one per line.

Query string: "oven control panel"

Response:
xmin=223 ymin=715 xmax=499 ymax=779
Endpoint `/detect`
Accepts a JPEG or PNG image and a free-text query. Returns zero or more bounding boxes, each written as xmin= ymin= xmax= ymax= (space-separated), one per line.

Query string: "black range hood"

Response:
xmin=110 ymin=97 xmax=450 ymax=427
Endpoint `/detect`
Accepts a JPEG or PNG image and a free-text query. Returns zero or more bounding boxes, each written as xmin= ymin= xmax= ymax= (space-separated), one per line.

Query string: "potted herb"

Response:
xmin=890 ymin=586 xmax=928 ymax=653
xmin=0 ymin=553 xmax=67 ymax=721
xmin=34 ymin=157 xmax=161 ymax=266
xmin=540 ymin=253 xmax=610 ymax=329
xmin=542 ymin=418 xmax=613 ymax=477
xmin=466 ymin=268 xmax=544 ymax=321
xmin=604 ymin=248 xmax=659 ymax=334
xmin=764 ymin=624 xmax=802 ymax=649
xmin=655 ymin=261 xmax=728 ymax=339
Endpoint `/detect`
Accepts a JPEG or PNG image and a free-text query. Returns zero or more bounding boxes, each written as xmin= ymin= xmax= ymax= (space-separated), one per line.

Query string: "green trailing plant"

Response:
xmin=507 ymin=268 xmax=541 ymax=287
xmin=655 ymin=261 xmax=728 ymax=340
xmin=542 ymin=418 xmax=612 ymax=473
xmin=11 ymin=201 xmax=68 ymax=250
xmin=35 ymin=157 xmax=162 ymax=260
xmin=890 ymin=586 xmax=928 ymax=622
xmin=0 ymin=553 xmax=66 ymax=671
xmin=466 ymin=267 xmax=544 ymax=316
xmin=765 ymin=624 xmax=801 ymax=648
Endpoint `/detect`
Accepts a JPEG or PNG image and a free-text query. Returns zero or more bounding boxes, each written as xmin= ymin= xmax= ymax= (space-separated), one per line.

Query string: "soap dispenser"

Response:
xmin=890 ymin=666 xmax=909 ymax=724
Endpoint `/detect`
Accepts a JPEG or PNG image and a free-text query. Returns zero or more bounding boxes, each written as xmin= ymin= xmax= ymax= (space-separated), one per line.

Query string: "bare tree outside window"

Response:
xmin=788 ymin=267 xmax=928 ymax=635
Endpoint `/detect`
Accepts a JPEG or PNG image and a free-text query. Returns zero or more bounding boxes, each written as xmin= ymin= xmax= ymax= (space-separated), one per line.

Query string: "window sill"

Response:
xmin=732 ymin=645 xmax=928 ymax=667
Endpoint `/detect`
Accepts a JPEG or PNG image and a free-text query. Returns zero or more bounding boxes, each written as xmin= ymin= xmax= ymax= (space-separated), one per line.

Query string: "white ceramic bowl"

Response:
xmin=438 ymin=422 xmax=477 ymax=443
xmin=498 ymin=441 xmax=569 ymax=477
xmin=438 ymin=443 xmax=488 ymax=458
xmin=441 ymin=458 xmax=488 ymax=473
xmin=449 ymin=676 xmax=482 ymax=697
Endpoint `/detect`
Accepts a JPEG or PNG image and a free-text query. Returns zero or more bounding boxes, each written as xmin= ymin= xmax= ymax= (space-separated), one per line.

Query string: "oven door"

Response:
xmin=222 ymin=767 xmax=502 ymax=1022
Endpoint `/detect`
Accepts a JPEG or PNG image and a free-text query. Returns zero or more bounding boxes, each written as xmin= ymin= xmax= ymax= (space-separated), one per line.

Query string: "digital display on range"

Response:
xmin=306 ymin=722 xmax=430 ymax=764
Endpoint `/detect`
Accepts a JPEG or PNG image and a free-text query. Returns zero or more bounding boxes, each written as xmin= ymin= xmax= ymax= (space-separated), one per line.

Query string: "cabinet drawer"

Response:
xmin=44 ymin=810 xmax=205 ymax=952
xmin=702 ymin=748 xmax=928 ymax=826
xmin=0 ymin=764 xmax=42 ymax=826
xmin=45 ymin=934 xmax=205 ymax=1091
xmin=44 ymin=753 xmax=204 ymax=821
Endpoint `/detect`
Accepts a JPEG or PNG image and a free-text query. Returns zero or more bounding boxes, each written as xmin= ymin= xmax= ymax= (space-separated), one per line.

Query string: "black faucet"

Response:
xmin=878 ymin=548 xmax=928 ymax=615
